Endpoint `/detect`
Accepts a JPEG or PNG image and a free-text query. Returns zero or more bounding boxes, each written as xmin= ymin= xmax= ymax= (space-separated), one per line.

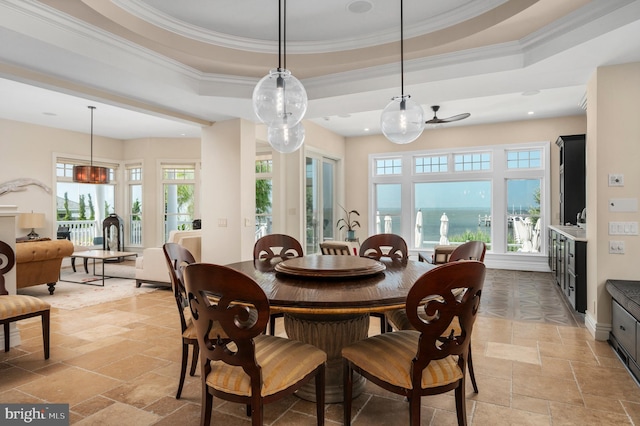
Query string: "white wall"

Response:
xmin=0 ymin=118 xmax=124 ymax=238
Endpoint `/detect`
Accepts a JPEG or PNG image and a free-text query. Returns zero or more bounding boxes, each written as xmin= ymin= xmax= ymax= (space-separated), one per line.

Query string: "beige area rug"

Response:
xmin=18 ymin=261 xmax=167 ymax=310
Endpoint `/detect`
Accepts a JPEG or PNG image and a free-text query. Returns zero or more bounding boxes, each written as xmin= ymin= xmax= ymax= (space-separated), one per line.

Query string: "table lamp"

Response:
xmin=18 ymin=212 xmax=45 ymax=240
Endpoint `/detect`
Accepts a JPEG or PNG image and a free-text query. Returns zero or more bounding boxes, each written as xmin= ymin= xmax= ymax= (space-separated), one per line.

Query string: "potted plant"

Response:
xmin=336 ymin=206 xmax=360 ymax=240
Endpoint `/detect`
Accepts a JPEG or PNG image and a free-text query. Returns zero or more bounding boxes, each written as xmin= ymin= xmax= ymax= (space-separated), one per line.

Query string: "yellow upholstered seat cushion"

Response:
xmin=0 ymin=295 xmax=50 ymax=320
xmin=342 ymin=330 xmax=462 ymax=390
xmin=205 ymin=334 xmax=326 ymax=397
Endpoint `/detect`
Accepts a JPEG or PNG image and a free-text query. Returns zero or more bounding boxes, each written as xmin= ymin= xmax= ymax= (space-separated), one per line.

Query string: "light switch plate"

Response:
xmin=609 ymin=174 xmax=624 ymax=187
xmin=609 ymin=198 xmax=638 ymax=212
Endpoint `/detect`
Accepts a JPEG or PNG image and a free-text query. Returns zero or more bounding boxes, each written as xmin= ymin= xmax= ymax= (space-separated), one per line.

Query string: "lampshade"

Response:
xmin=267 ymin=121 xmax=305 ymax=153
xmin=18 ymin=212 xmax=45 ymax=240
xmin=73 ymin=106 xmax=110 ymax=184
xmin=381 ymin=0 xmax=425 ymax=145
xmin=380 ymin=95 xmax=425 ymax=144
xmin=72 ymin=165 xmax=110 ymax=184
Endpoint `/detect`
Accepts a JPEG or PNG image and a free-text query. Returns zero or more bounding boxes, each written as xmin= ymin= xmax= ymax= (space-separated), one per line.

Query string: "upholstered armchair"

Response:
xmin=135 ymin=230 xmax=201 ymax=287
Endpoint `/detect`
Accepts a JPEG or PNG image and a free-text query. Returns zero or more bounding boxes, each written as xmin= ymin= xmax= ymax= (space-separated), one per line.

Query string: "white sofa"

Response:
xmin=135 ymin=230 xmax=202 ymax=288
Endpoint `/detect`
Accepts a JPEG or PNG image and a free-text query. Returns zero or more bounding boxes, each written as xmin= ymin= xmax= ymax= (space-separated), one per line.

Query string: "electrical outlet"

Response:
xmin=609 ymin=240 xmax=625 ymax=254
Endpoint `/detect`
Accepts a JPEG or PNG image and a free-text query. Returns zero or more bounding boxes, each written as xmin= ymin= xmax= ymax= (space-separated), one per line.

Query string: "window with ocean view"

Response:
xmin=369 ymin=142 xmax=549 ymax=255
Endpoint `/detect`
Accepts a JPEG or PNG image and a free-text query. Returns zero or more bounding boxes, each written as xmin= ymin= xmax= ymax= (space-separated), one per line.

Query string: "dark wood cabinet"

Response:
xmin=549 ymin=226 xmax=586 ymax=313
xmin=556 ymin=134 xmax=586 ymax=225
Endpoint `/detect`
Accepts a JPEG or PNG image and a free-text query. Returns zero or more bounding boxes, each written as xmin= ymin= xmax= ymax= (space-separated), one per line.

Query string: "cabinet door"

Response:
xmin=548 ymin=230 xmax=557 ymax=272
xmin=556 ymin=236 xmax=566 ymax=289
xmin=566 ymin=239 xmax=576 ymax=272
xmin=613 ymin=300 xmax=637 ymax=360
xmin=566 ymin=269 xmax=577 ymax=310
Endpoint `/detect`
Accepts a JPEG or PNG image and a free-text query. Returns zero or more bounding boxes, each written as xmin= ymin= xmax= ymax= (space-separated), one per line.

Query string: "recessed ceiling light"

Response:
xmin=528 ymin=111 xmax=535 ymax=115
xmin=347 ymin=1 xmax=373 ymax=14
xmin=522 ymin=90 xmax=540 ymax=96
xmin=364 ymin=128 xmax=370 ymax=132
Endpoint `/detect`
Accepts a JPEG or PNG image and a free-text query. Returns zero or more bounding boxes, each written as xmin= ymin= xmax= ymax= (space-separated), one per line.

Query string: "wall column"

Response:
xmin=585 ymin=62 xmax=640 ymax=339
xmin=201 ymin=119 xmax=256 ymax=264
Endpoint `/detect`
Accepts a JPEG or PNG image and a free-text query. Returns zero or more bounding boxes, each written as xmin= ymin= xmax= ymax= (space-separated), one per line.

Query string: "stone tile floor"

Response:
xmin=2 ymin=269 xmax=640 ymax=425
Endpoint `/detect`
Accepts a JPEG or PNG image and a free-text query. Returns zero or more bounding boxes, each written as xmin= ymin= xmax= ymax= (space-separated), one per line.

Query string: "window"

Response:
xmin=415 ymin=181 xmax=491 ymax=249
xmin=374 ymin=184 xmax=401 ymax=234
xmin=375 ymin=158 xmax=402 ymax=175
xmin=255 ymin=156 xmax=273 ymax=240
xmin=506 ymin=149 xmax=541 ymax=169
xmin=56 ymin=159 xmax=117 ymax=247
xmin=506 ymin=179 xmax=541 ymax=252
xmin=454 ymin=152 xmax=491 ymax=171
xmin=162 ymin=163 xmax=198 ymax=241
xmin=415 ymin=155 xmax=447 ymax=173
xmin=127 ymin=165 xmax=142 ymax=247
xmin=370 ymin=142 xmax=549 ymax=255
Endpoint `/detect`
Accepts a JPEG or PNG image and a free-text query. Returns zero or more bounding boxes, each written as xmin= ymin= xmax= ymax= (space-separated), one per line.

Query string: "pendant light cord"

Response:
xmin=277 ymin=0 xmax=288 ymax=71
xmin=89 ymin=106 xmax=95 ymax=167
xmin=277 ymin=0 xmax=281 ymax=70
xmin=400 ymin=0 xmax=404 ymax=97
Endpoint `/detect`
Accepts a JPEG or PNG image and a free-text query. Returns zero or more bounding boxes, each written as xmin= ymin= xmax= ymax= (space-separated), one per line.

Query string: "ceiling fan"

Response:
xmin=425 ymin=105 xmax=470 ymax=124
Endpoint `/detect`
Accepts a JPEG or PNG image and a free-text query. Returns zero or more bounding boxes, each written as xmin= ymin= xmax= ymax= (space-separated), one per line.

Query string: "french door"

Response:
xmin=305 ymin=155 xmax=337 ymax=254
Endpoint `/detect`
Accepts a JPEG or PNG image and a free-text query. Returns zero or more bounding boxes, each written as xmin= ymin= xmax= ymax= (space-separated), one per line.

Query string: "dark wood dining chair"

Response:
xmin=359 ymin=233 xmax=408 ymax=262
xmin=319 ymin=241 xmax=352 ymax=255
xmin=183 ymin=262 xmax=326 ymax=426
xmin=448 ymin=240 xmax=486 ymax=262
xmin=0 ymin=241 xmax=50 ymax=359
xmin=343 ymin=261 xmax=486 ymax=426
xmin=162 ymin=242 xmax=204 ymax=399
xmin=359 ymin=233 xmax=408 ymax=333
xmin=253 ymin=234 xmax=304 ymax=335
xmin=387 ymin=240 xmax=486 ymax=393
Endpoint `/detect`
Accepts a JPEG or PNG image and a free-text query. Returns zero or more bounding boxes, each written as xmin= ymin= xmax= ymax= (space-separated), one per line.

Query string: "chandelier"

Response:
xmin=73 ymin=106 xmax=110 ymax=184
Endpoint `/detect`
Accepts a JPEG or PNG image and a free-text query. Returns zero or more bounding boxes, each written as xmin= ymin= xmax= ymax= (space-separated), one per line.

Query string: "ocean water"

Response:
xmin=376 ymin=208 xmax=492 ymax=244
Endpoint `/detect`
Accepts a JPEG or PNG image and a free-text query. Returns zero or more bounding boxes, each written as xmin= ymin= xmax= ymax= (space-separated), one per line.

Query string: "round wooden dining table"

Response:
xmin=226 ymin=255 xmax=435 ymax=403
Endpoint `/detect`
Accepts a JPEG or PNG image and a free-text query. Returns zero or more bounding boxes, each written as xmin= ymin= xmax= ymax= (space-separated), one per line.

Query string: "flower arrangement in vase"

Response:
xmin=336 ymin=205 xmax=360 ymax=240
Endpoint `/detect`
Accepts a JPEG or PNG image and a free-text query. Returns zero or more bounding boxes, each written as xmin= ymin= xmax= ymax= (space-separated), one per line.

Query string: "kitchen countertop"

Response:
xmin=549 ymin=225 xmax=587 ymax=242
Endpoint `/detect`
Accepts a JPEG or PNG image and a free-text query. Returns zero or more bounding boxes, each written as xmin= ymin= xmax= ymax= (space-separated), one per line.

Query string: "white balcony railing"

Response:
xmin=57 ymin=220 xmax=98 ymax=247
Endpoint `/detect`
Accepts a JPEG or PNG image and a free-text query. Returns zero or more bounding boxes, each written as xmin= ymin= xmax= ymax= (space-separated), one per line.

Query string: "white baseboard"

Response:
xmin=585 ymin=310 xmax=611 ymax=341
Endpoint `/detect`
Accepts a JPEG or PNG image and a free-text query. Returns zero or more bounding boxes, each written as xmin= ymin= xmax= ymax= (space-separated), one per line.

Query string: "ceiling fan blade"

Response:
xmin=440 ymin=113 xmax=470 ymax=122
xmin=425 ymin=112 xmax=470 ymax=124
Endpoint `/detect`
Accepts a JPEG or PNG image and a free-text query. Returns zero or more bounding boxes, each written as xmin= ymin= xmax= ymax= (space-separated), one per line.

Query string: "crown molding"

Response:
xmin=521 ymin=0 xmax=640 ymax=65
xmin=113 ymin=0 xmax=510 ymax=54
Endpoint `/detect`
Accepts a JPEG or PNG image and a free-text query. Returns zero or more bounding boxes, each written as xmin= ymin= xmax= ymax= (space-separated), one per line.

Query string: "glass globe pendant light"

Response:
xmin=252 ymin=0 xmax=307 ymax=134
xmin=380 ymin=0 xmax=425 ymax=144
xmin=267 ymin=121 xmax=305 ymax=154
